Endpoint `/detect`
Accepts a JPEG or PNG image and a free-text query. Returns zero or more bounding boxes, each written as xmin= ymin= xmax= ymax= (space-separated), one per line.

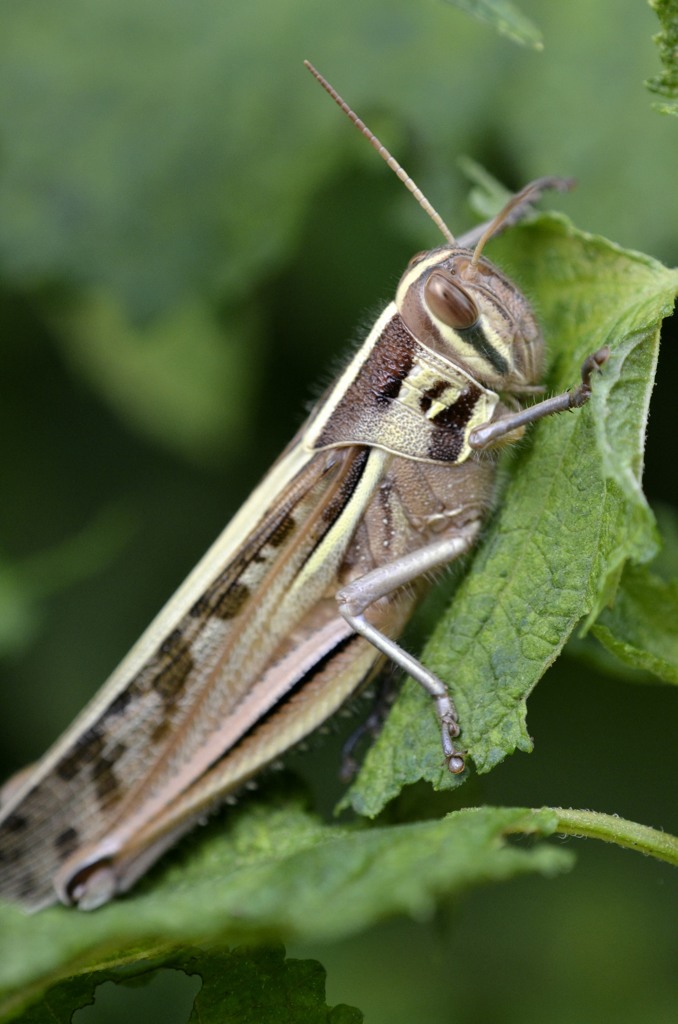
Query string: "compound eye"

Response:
xmin=424 ymin=271 xmax=479 ymax=330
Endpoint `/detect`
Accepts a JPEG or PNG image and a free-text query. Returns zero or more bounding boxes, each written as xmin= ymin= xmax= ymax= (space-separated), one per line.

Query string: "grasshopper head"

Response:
xmin=304 ymin=63 xmax=562 ymax=399
xmin=395 ymin=247 xmax=545 ymax=395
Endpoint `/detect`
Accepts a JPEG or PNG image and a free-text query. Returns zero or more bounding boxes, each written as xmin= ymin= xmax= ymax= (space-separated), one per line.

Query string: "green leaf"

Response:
xmin=347 ymin=217 xmax=678 ymax=816
xmin=653 ymin=502 xmax=678 ymax=580
xmin=444 ymin=0 xmax=543 ymax=49
xmin=183 ymin=947 xmax=363 ymax=1024
xmin=0 ymin=1 xmax=673 ymax=463
xmin=0 ymin=506 xmax=134 ymax=658
xmin=10 ymin=967 xmax=199 ymax=1024
xmin=47 ymin=292 xmax=261 ymax=465
xmin=563 ymin=505 xmax=678 ymax=680
xmin=0 ymin=803 xmax=571 ymax=1020
xmin=11 ymin=948 xmax=361 ymax=1024
xmin=0 ymin=0 xmax=493 ymax=320
xmin=646 ymin=0 xmax=678 ymax=114
xmin=457 ymin=156 xmax=514 ymax=219
xmin=591 ymin=504 xmax=678 ymax=683
xmin=1 ymin=9 xmax=676 ymax=1020
xmin=11 ymin=972 xmax=116 ymax=1023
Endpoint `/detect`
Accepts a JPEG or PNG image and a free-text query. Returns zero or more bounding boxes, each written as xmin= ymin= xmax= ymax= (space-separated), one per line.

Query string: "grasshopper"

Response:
xmin=0 ymin=63 xmax=608 ymax=911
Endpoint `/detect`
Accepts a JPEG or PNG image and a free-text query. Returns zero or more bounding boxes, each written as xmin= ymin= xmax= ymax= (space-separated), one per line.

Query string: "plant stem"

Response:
xmin=547 ymin=807 xmax=678 ymax=867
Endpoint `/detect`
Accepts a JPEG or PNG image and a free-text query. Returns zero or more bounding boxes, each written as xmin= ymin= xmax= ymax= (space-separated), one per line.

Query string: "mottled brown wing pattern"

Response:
xmin=81 ymin=623 xmax=381 ymax=898
xmin=0 ymin=287 xmax=504 ymax=910
xmin=0 ymin=443 xmax=378 ymax=909
xmin=78 ymin=448 xmax=474 ymax=899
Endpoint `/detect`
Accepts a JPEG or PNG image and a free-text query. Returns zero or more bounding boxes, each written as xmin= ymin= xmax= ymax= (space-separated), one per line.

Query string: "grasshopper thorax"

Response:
xmin=395 ymin=247 xmax=544 ymax=395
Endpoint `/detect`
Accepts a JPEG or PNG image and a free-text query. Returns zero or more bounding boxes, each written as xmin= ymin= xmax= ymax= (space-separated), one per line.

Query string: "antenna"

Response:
xmin=304 ymin=61 xmax=456 ymax=245
xmin=471 ymin=176 xmax=574 ymax=266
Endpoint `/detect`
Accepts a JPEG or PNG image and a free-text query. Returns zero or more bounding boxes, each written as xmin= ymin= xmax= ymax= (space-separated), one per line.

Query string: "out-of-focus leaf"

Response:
xmin=185 ymin=947 xmax=363 ymax=1024
xmin=646 ymin=0 xmax=678 ymax=114
xmin=0 ymin=1 xmax=674 ymax=460
xmin=49 ymin=292 xmax=260 ymax=463
xmin=11 ymin=948 xmax=361 ymax=1024
xmin=0 ymin=0 xmax=485 ymax=319
xmin=0 ymin=802 xmax=571 ymax=1019
xmin=458 ymin=156 xmax=514 ymax=219
xmin=592 ymin=565 xmax=678 ymax=683
xmin=444 ymin=0 xmax=543 ymax=49
xmin=565 ymin=504 xmax=678 ymax=680
xmin=0 ymin=506 xmax=134 ymax=657
xmin=0 ymin=0 xmax=673 ymax=318
xmin=72 ymin=969 xmax=200 ymax=1024
xmin=591 ymin=503 xmax=678 ymax=683
xmin=653 ymin=502 xmax=678 ymax=580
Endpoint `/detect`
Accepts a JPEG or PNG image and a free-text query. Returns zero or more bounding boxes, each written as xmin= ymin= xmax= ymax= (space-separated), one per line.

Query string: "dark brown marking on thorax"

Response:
xmin=431 ymin=383 xmax=483 ymax=431
xmin=312 ymin=315 xmax=417 ymax=453
xmin=419 ymin=379 xmax=449 ymax=414
xmin=427 ymin=384 xmax=482 ymax=462
xmin=427 ymin=428 xmax=462 ymax=464
xmin=371 ymin=317 xmax=416 ymax=406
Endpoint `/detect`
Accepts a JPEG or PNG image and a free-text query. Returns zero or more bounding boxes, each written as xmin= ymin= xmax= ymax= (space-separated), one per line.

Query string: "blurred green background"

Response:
xmin=1 ymin=1 xmax=677 ymax=1021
